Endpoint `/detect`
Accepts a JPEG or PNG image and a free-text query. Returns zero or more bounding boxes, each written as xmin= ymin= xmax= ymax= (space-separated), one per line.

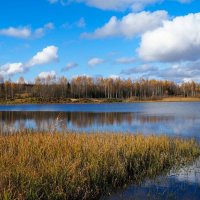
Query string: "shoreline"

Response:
xmin=1 ymin=97 xmax=200 ymax=105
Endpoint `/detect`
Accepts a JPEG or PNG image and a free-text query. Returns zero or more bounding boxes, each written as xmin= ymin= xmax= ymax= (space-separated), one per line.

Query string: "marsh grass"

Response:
xmin=0 ymin=132 xmax=200 ymax=200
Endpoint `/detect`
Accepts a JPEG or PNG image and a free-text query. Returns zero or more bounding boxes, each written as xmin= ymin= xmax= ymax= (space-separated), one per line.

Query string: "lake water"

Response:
xmin=103 ymin=158 xmax=200 ymax=200
xmin=1 ymin=102 xmax=200 ymax=199
xmin=0 ymin=102 xmax=200 ymax=138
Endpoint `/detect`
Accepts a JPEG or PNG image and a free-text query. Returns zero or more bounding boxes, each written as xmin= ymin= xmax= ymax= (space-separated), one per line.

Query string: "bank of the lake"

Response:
xmin=0 ymin=132 xmax=199 ymax=200
xmin=1 ymin=97 xmax=200 ymax=105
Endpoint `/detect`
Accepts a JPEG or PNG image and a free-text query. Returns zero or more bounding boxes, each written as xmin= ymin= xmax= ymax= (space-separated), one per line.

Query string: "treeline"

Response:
xmin=0 ymin=75 xmax=199 ymax=100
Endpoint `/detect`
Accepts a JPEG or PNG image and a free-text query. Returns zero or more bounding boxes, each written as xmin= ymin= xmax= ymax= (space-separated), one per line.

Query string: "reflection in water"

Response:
xmin=0 ymin=111 xmax=174 ymax=134
xmin=0 ymin=103 xmax=200 ymax=137
xmin=0 ymin=111 xmax=200 ymax=138
xmin=0 ymin=110 xmax=200 ymax=139
xmin=104 ymin=159 xmax=200 ymax=200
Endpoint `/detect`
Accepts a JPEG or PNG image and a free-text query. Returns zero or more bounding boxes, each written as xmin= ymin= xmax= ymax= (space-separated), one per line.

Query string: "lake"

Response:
xmin=103 ymin=158 xmax=200 ymax=200
xmin=1 ymin=102 xmax=200 ymax=199
xmin=0 ymin=102 xmax=200 ymax=138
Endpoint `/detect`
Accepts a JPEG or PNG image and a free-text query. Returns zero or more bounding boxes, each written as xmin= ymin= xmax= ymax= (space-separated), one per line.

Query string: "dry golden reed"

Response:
xmin=0 ymin=132 xmax=199 ymax=200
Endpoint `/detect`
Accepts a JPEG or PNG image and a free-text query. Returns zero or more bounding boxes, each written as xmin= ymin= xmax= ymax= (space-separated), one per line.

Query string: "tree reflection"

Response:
xmin=0 ymin=111 xmax=173 ymax=134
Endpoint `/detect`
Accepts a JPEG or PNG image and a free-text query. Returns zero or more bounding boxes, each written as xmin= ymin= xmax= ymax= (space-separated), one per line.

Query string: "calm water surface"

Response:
xmin=1 ymin=102 xmax=200 ymax=199
xmin=103 ymin=158 xmax=200 ymax=200
xmin=0 ymin=102 xmax=200 ymax=138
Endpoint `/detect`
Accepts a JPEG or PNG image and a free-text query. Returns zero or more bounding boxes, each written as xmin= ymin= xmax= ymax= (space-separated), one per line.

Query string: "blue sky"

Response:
xmin=0 ymin=0 xmax=200 ymax=82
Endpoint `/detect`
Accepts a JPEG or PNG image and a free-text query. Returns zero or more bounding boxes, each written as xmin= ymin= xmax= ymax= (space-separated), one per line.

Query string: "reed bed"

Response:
xmin=0 ymin=132 xmax=199 ymax=200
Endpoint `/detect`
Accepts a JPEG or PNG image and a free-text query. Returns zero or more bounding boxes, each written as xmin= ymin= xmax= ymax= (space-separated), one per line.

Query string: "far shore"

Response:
xmin=1 ymin=97 xmax=200 ymax=105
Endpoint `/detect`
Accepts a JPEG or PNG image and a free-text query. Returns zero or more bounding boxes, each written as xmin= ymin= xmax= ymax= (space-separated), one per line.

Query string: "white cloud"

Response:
xmin=88 ymin=57 xmax=104 ymax=66
xmin=157 ymin=62 xmax=200 ymax=81
xmin=0 ymin=46 xmax=59 ymax=76
xmin=110 ymin=74 xmax=120 ymax=79
xmin=82 ymin=11 xmax=168 ymax=39
xmin=34 ymin=23 xmax=54 ymax=38
xmin=62 ymin=62 xmax=78 ymax=71
xmin=72 ymin=74 xmax=91 ymax=79
xmin=121 ymin=61 xmax=200 ymax=82
xmin=38 ymin=70 xmax=57 ymax=79
xmin=0 ymin=23 xmax=54 ymax=39
xmin=80 ymin=0 xmax=138 ymax=11
xmin=26 ymin=46 xmax=58 ymax=67
xmin=139 ymin=13 xmax=200 ymax=62
xmin=115 ymin=57 xmax=135 ymax=64
xmin=0 ymin=27 xmax=31 ymax=39
xmin=0 ymin=63 xmax=24 ymax=76
xmin=49 ymin=0 xmax=190 ymax=11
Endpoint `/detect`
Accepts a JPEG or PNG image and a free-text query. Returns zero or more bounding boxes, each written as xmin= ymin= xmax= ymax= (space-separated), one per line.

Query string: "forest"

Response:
xmin=0 ymin=75 xmax=199 ymax=101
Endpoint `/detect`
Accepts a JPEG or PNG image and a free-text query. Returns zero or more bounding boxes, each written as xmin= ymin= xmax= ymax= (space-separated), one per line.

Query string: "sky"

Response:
xmin=0 ymin=0 xmax=200 ymax=83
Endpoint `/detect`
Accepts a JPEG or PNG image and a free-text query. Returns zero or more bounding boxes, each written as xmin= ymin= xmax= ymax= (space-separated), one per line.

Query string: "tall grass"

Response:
xmin=0 ymin=132 xmax=199 ymax=200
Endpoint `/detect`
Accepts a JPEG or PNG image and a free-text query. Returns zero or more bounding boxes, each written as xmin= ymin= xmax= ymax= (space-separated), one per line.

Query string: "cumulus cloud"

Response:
xmin=61 ymin=62 xmax=78 ymax=71
xmin=0 ymin=46 xmax=58 ymax=76
xmin=88 ymin=58 xmax=104 ymax=66
xmin=0 ymin=23 xmax=54 ymax=39
xmin=0 ymin=27 xmax=31 ymax=39
xmin=157 ymin=62 xmax=200 ymax=82
xmin=26 ymin=46 xmax=58 ymax=67
xmin=121 ymin=61 xmax=200 ymax=82
xmin=34 ymin=23 xmax=54 ymax=38
xmin=109 ymin=74 xmax=120 ymax=79
xmin=80 ymin=0 xmax=150 ymax=11
xmin=139 ymin=13 xmax=200 ymax=62
xmin=38 ymin=70 xmax=57 ymax=79
xmin=0 ymin=63 xmax=24 ymax=76
xmin=48 ymin=0 xmax=190 ymax=11
xmin=82 ymin=11 xmax=168 ymax=39
xmin=115 ymin=57 xmax=135 ymax=64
